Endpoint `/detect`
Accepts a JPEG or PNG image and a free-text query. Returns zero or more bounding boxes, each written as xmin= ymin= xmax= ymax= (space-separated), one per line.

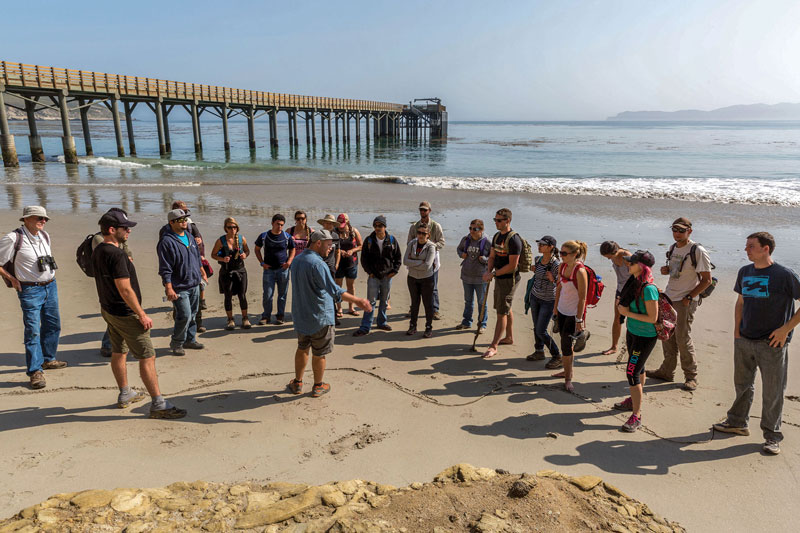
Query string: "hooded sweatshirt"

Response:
xmin=157 ymin=228 xmax=202 ymax=291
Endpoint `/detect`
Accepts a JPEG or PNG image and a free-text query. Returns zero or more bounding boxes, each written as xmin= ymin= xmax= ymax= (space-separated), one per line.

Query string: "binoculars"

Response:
xmin=37 ymin=255 xmax=58 ymax=272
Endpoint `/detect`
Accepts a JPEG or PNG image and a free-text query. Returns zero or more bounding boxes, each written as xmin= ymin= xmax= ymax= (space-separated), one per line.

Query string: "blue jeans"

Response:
xmin=101 ymin=329 xmax=111 ymax=351
xmin=461 ymin=281 xmax=488 ymax=328
xmin=359 ymin=276 xmax=392 ymax=332
xmin=433 ymin=270 xmax=440 ymax=313
xmin=18 ymin=281 xmax=61 ymax=375
xmin=530 ymin=294 xmax=560 ymax=356
xmin=171 ymin=285 xmax=200 ymax=346
xmin=262 ymin=267 xmax=290 ymax=320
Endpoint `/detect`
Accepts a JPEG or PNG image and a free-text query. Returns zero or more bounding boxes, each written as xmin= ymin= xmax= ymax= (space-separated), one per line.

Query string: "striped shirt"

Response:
xmin=530 ymin=255 xmax=560 ymax=301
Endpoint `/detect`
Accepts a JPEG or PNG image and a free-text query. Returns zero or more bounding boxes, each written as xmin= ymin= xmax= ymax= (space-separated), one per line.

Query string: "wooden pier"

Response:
xmin=0 ymin=61 xmax=447 ymax=167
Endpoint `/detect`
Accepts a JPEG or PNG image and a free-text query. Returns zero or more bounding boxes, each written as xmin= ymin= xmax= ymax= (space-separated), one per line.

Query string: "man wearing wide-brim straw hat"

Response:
xmin=316 ymin=214 xmax=342 ymax=280
xmin=0 ymin=206 xmax=66 ymax=390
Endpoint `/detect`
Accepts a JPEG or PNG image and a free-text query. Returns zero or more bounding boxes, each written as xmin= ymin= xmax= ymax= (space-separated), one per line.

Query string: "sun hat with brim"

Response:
xmin=310 ymin=229 xmax=333 ymax=243
xmin=623 ymin=250 xmax=656 ymax=267
xmin=318 ymin=214 xmax=338 ymax=226
xmin=20 ymin=206 xmax=49 ymax=222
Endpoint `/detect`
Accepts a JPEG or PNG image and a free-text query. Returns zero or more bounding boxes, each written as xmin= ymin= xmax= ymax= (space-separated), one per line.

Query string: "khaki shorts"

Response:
xmin=101 ymin=309 xmax=155 ymax=359
xmin=493 ymin=276 xmax=519 ymax=315
xmin=297 ymin=325 xmax=335 ymax=357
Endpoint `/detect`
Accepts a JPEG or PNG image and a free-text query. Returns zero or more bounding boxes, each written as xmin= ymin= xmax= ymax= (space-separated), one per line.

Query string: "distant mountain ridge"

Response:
xmin=607 ymin=102 xmax=800 ymax=121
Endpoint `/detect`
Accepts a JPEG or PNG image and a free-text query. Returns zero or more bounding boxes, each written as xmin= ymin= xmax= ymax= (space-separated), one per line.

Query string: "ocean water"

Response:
xmin=3 ymin=119 xmax=800 ymax=208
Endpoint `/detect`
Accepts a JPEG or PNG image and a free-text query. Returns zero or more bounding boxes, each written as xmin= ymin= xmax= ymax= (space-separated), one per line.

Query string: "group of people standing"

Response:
xmin=0 ymin=204 xmax=797 ymax=456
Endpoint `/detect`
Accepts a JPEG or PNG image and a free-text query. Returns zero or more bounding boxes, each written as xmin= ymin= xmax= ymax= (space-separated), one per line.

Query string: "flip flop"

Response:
xmin=348 ymin=310 xmax=361 ymax=317
xmin=601 ymin=347 xmax=617 ymax=355
xmin=551 ymin=371 xmax=566 ymax=378
xmin=482 ymin=348 xmax=497 ymax=359
xmin=498 ymin=338 xmax=514 ymax=345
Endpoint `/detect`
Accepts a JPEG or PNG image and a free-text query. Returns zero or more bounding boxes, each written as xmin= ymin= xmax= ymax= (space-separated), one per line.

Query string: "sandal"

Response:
xmin=551 ymin=371 xmax=566 ymax=378
xmin=482 ymin=347 xmax=497 ymax=359
xmin=336 ymin=311 xmax=344 ymax=318
xmin=348 ymin=309 xmax=360 ymax=317
xmin=225 ymin=319 xmax=235 ymax=331
xmin=287 ymin=379 xmax=303 ymax=395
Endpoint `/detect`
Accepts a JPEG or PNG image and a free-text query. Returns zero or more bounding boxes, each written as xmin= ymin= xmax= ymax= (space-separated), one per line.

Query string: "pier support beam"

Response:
xmin=110 ymin=95 xmax=125 ymax=156
xmin=26 ymin=98 xmax=46 ymax=161
xmin=311 ymin=110 xmax=317 ymax=145
xmin=355 ymin=113 xmax=360 ymax=143
xmin=162 ymin=103 xmax=172 ymax=153
xmin=292 ymin=110 xmax=299 ymax=146
xmin=190 ymin=100 xmax=202 ymax=153
xmin=346 ymin=113 xmax=351 ymax=142
xmin=365 ymin=112 xmax=370 ymax=141
xmin=247 ymin=106 xmax=256 ymax=150
xmin=327 ymin=113 xmax=332 ymax=144
xmin=334 ymin=115 xmax=339 ymax=143
xmin=288 ymin=110 xmax=294 ymax=145
xmin=221 ymin=102 xmax=229 ymax=152
xmin=154 ymin=99 xmax=167 ymax=156
xmin=305 ymin=112 xmax=310 ymax=145
xmin=124 ymin=101 xmax=137 ymax=156
xmin=58 ymin=92 xmax=78 ymax=164
xmin=0 ymin=89 xmax=18 ymax=167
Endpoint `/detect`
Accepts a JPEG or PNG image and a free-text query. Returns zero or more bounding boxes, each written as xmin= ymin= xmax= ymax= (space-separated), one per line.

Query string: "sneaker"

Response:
xmin=42 ymin=360 xmax=67 ymax=370
xmin=645 ymin=369 xmax=674 ymax=382
xmin=478 ymin=327 xmax=486 ymax=334
xmin=423 ymin=327 xmax=433 ymax=339
xmin=352 ymin=329 xmax=369 ymax=337
xmin=30 ymin=370 xmax=46 ymax=390
xmin=226 ymin=319 xmax=236 ymax=331
xmin=183 ymin=341 xmax=205 ymax=350
xmin=171 ymin=345 xmax=186 ymax=356
xmin=100 ymin=348 xmax=112 ymax=358
xmin=571 ymin=330 xmax=590 ymax=352
xmin=312 ymin=382 xmax=331 ymax=398
xmin=763 ymin=439 xmax=781 ymax=455
xmin=117 ymin=391 xmax=146 ymax=409
xmin=287 ymin=379 xmax=303 ymax=395
xmin=455 ymin=323 xmax=470 ymax=330
xmin=275 ymin=315 xmax=285 ymax=325
xmin=406 ymin=327 xmax=417 ymax=336
xmin=241 ymin=317 xmax=251 ymax=329
xmin=149 ymin=405 xmax=188 ymax=419
xmin=712 ymin=421 xmax=750 ymax=436
xmin=526 ymin=351 xmax=546 ymax=361
xmin=433 ymin=312 xmax=443 ymax=320
xmin=622 ymin=413 xmax=642 ymax=432
xmin=258 ymin=317 xmax=269 ymax=326
xmin=197 ymin=325 xmax=207 ymax=333
xmin=614 ymin=397 xmax=633 ymax=411
xmin=377 ymin=324 xmax=393 ymax=331
xmin=683 ymin=379 xmax=698 ymax=391
xmin=545 ymin=357 xmax=563 ymax=369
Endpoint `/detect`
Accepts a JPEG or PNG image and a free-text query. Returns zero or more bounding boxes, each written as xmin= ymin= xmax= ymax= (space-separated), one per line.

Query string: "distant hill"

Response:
xmin=4 ymin=94 xmax=120 ymax=121
xmin=607 ymin=102 xmax=800 ymax=121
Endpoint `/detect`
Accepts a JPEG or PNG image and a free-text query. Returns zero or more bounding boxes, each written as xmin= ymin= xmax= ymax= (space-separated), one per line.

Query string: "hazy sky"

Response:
xmin=3 ymin=0 xmax=799 ymax=120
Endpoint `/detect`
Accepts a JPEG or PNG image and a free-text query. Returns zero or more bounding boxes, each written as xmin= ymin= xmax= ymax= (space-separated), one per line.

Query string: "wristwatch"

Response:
xmin=575 ymin=318 xmax=583 ymax=324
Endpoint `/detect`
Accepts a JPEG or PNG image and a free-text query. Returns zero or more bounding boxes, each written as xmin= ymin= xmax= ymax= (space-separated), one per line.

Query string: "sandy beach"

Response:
xmin=0 ymin=186 xmax=798 ymax=532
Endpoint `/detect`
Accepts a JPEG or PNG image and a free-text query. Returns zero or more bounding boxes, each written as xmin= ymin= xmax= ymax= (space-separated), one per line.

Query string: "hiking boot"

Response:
xmin=149 ymin=405 xmax=188 ymax=419
xmin=30 ymin=370 xmax=46 ymax=389
xmin=100 ymin=348 xmax=112 ymax=358
xmin=406 ymin=326 xmax=417 ymax=336
xmin=433 ymin=312 xmax=443 ymax=320
xmin=423 ymin=327 xmax=433 ymax=338
xmin=614 ymin=397 xmax=633 ymax=411
xmin=287 ymin=379 xmax=303 ymax=395
xmin=712 ymin=421 xmax=750 ymax=436
xmin=42 ymin=360 xmax=67 ymax=370
xmin=241 ymin=317 xmax=252 ymax=329
xmin=226 ymin=319 xmax=236 ymax=331
xmin=455 ymin=323 xmax=470 ymax=330
xmin=258 ymin=317 xmax=269 ymax=326
xmin=183 ymin=341 xmax=204 ymax=350
xmin=170 ymin=344 xmax=186 ymax=356
xmin=571 ymin=330 xmax=590 ymax=352
xmin=527 ymin=350 xmax=546 ymax=361
xmin=622 ymin=414 xmax=642 ymax=432
xmin=645 ymin=369 xmax=674 ymax=382
xmin=353 ymin=329 xmax=369 ymax=337
xmin=377 ymin=324 xmax=393 ymax=331
xmin=312 ymin=382 xmax=331 ymax=398
xmin=275 ymin=315 xmax=285 ymax=325
xmin=117 ymin=391 xmax=146 ymax=409
xmin=545 ymin=357 xmax=563 ymax=369
xmin=763 ymin=440 xmax=781 ymax=455
xmin=683 ymin=379 xmax=698 ymax=391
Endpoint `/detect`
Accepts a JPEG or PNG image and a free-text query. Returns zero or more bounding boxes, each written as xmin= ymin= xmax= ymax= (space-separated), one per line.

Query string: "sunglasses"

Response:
xmin=417 ymin=231 xmax=428 ymax=235
xmin=419 ymin=208 xmax=430 ymax=212
xmin=470 ymin=226 xmax=482 ymax=231
xmin=671 ymin=226 xmax=688 ymax=233
xmin=560 ymin=250 xmax=574 ymax=256
xmin=493 ymin=217 xmax=507 ymax=223
xmin=173 ymin=217 xmax=188 ymax=223
xmin=295 ymin=217 xmax=306 ymax=221
xmin=36 ymin=216 xmax=48 ymax=222
xmin=373 ymin=224 xmax=385 ymax=228
xmin=226 ymin=225 xmax=238 ymax=230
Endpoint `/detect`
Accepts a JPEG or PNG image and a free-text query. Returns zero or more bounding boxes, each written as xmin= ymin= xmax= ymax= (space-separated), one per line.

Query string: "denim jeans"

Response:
xmin=461 ymin=281 xmax=488 ymax=328
xmin=171 ymin=285 xmax=200 ymax=346
xmin=726 ymin=337 xmax=789 ymax=442
xmin=359 ymin=276 xmax=392 ymax=332
xmin=17 ymin=281 xmax=61 ymax=375
xmin=530 ymin=295 xmax=560 ymax=356
xmin=262 ymin=267 xmax=290 ymax=320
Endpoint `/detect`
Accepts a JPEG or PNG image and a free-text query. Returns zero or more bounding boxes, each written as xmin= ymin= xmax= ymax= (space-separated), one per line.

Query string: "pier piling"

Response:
xmin=0 ymin=88 xmax=19 ymax=167
xmin=292 ymin=111 xmax=299 ymax=146
xmin=109 ymin=94 xmax=125 ymax=157
xmin=288 ymin=110 xmax=294 ymax=145
xmin=247 ymin=106 xmax=256 ymax=150
xmin=26 ymin=98 xmax=46 ymax=161
xmin=58 ymin=91 xmax=78 ymax=164
xmin=311 ymin=110 xmax=317 ymax=146
xmin=124 ymin=101 xmax=137 ymax=156
xmin=190 ymin=101 xmax=202 ymax=153
xmin=162 ymin=103 xmax=172 ymax=153
xmin=154 ymin=99 xmax=167 ymax=156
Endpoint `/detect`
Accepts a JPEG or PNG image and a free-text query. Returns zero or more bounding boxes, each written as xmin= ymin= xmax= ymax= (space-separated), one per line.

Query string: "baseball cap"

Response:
xmin=624 ymin=250 xmax=656 ymax=267
xmin=373 ymin=215 xmax=387 ymax=227
xmin=337 ymin=213 xmax=348 ymax=229
xmin=309 ymin=229 xmax=333 ymax=243
xmin=419 ymin=201 xmax=431 ymax=210
xmin=20 ymin=205 xmax=48 ymax=222
xmin=99 ymin=208 xmax=137 ymax=228
xmin=167 ymin=209 xmax=188 ymax=222
xmin=536 ymin=235 xmax=557 ymax=247
xmin=671 ymin=217 xmax=692 ymax=230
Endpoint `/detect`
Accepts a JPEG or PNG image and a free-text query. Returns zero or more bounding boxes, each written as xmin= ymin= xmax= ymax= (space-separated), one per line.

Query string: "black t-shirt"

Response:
xmin=92 ymin=242 xmax=142 ymax=316
xmin=735 ymin=262 xmax=800 ymax=342
xmin=493 ymin=231 xmax=523 ymax=280
xmin=255 ymin=230 xmax=295 ymax=269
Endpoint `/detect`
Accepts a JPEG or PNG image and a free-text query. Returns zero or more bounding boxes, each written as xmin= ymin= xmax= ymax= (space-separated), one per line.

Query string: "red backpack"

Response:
xmin=559 ymin=262 xmax=605 ymax=308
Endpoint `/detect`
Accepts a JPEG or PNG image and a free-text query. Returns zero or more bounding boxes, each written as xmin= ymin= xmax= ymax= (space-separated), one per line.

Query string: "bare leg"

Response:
xmin=563 ymin=355 xmax=574 ymax=391
xmin=491 ymin=315 xmax=508 ymax=349
xmin=312 ymin=355 xmax=327 ymax=384
xmin=603 ymin=298 xmax=621 ymax=354
xmin=345 ymin=278 xmax=356 ymax=312
xmin=499 ymin=309 xmax=514 ymax=344
xmin=295 ymin=347 xmax=310 ymax=382
xmin=111 ymin=352 xmax=128 ymax=388
xmin=138 ymin=357 xmax=161 ymax=398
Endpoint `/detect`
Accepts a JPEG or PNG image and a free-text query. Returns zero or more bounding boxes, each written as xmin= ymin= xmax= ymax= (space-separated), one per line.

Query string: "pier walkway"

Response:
xmin=0 ymin=61 xmax=447 ymax=167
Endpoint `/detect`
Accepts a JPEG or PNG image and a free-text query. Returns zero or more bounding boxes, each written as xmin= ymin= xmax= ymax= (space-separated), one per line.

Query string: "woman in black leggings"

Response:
xmin=212 ymin=217 xmax=250 ymax=330
xmin=614 ymin=250 xmax=659 ymax=433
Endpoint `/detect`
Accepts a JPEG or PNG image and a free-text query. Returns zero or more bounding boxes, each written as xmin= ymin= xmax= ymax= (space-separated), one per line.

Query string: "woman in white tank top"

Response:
xmin=553 ymin=240 xmax=589 ymax=392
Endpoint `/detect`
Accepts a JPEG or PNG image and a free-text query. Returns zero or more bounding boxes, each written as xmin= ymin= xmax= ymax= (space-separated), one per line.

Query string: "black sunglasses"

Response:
xmin=226 ymin=225 xmax=238 ymax=230
xmin=493 ymin=217 xmax=507 ymax=223
xmin=671 ymin=226 xmax=688 ymax=233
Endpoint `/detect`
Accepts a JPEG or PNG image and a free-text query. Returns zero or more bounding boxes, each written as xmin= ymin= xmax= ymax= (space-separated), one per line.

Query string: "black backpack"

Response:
xmin=76 ymin=232 xmax=100 ymax=277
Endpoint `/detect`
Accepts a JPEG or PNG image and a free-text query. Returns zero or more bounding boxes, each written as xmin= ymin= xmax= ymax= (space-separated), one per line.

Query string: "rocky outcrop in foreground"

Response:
xmin=0 ymin=464 xmax=685 ymax=532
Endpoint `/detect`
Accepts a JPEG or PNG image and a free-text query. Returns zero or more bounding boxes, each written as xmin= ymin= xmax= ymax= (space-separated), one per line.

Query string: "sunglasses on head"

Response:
xmin=671 ymin=226 xmax=688 ymax=233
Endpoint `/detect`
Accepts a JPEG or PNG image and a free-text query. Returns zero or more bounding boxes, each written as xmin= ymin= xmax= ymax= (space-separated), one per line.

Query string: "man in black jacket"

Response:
xmin=354 ymin=216 xmax=402 ymax=337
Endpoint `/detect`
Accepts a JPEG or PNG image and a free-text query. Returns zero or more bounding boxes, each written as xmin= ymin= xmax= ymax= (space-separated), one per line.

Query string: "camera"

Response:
xmin=37 ymin=255 xmax=58 ymax=272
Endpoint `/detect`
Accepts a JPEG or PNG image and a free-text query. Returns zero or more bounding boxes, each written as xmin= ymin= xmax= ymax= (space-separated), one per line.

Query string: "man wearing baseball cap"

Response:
xmin=0 ymin=206 xmax=65 ymax=389
xmin=93 ymin=209 xmax=186 ymax=418
xmin=407 ymin=201 xmax=445 ymax=320
xmin=157 ymin=209 xmax=205 ymax=356
xmin=288 ymin=229 xmax=371 ymax=397
xmin=646 ymin=217 xmax=713 ymax=391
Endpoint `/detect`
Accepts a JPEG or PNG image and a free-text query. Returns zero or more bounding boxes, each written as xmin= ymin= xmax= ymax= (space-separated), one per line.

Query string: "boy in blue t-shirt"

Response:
xmin=254 ymin=214 xmax=296 ymax=325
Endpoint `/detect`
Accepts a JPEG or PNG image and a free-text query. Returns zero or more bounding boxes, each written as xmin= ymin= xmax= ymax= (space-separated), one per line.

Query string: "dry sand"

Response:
xmin=0 ymin=201 xmax=798 ymax=532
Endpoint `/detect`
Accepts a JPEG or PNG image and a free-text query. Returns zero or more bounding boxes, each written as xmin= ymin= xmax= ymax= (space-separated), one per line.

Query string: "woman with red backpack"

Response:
xmin=552 ymin=240 xmax=589 ymax=392
xmin=613 ymin=250 xmax=659 ymax=433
